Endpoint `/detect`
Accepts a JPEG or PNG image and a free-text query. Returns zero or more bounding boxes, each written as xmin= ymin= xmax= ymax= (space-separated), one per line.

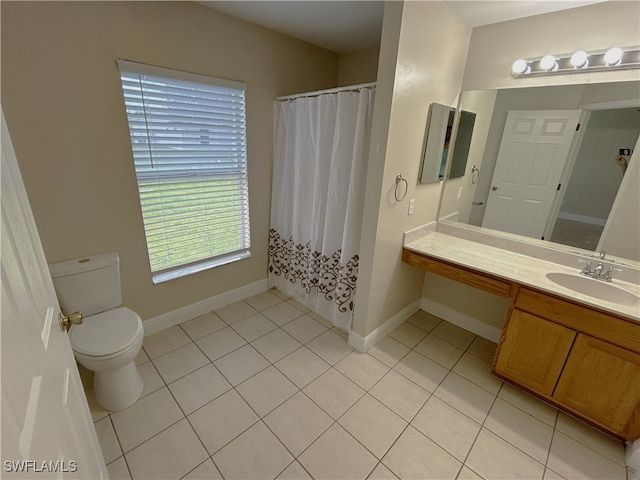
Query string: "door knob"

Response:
xmin=492 ymin=186 xmax=498 ymax=191
xmin=59 ymin=311 xmax=83 ymax=332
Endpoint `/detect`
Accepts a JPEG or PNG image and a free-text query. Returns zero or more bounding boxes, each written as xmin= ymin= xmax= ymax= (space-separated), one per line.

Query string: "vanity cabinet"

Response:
xmin=495 ymin=287 xmax=640 ymax=440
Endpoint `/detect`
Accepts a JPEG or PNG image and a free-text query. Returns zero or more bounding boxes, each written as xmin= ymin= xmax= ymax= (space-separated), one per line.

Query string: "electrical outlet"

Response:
xmin=620 ymin=148 xmax=632 ymax=156
xmin=408 ymin=198 xmax=415 ymax=215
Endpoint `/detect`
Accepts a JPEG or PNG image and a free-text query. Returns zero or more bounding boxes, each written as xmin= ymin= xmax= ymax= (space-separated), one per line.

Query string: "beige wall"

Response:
xmin=1 ymin=1 xmax=338 ymax=320
xmin=352 ymin=1 xmax=472 ymax=338
xmin=463 ymin=1 xmax=640 ymax=91
xmin=337 ymin=47 xmax=380 ymax=86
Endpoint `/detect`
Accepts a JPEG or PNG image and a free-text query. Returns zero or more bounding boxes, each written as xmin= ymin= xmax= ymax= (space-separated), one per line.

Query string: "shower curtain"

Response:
xmin=268 ymin=86 xmax=375 ymax=332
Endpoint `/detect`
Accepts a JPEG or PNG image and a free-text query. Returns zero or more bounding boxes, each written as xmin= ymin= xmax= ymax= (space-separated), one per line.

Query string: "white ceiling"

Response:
xmin=199 ymin=0 xmax=606 ymax=53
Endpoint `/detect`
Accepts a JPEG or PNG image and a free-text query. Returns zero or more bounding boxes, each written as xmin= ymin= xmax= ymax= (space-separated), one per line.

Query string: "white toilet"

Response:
xmin=49 ymin=252 xmax=144 ymax=411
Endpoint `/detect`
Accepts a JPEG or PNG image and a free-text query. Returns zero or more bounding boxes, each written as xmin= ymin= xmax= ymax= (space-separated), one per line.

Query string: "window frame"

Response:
xmin=117 ymin=59 xmax=251 ymax=283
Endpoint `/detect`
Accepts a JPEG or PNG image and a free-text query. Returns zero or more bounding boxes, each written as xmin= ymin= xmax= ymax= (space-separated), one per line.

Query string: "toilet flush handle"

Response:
xmin=59 ymin=311 xmax=83 ymax=332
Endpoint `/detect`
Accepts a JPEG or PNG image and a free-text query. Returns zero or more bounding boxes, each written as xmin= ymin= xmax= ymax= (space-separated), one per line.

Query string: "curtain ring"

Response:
xmin=394 ymin=173 xmax=408 ymax=201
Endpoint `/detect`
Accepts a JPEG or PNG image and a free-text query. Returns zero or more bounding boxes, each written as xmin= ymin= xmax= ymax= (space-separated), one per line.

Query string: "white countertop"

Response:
xmin=404 ymin=227 xmax=640 ymax=322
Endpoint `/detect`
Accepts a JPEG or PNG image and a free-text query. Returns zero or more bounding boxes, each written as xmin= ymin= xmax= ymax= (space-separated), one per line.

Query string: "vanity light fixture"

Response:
xmin=511 ymin=46 xmax=639 ymax=77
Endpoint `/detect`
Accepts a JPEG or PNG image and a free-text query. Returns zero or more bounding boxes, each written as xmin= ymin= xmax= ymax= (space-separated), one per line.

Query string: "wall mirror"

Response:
xmin=420 ymin=102 xmax=455 ymax=184
xmin=438 ymin=80 xmax=640 ymax=262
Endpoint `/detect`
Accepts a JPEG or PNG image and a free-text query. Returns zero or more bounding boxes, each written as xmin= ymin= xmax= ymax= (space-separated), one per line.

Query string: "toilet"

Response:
xmin=49 ymin=252 xmax=144 ymax=411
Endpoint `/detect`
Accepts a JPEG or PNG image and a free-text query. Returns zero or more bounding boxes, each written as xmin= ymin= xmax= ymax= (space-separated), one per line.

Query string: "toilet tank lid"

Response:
xmin=49 ymin=252 xmax=119 ymax=278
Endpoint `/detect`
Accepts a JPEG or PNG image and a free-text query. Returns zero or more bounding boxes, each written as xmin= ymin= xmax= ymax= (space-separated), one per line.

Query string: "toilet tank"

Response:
xmin=49 ymin=252 xmax=122 ymax=317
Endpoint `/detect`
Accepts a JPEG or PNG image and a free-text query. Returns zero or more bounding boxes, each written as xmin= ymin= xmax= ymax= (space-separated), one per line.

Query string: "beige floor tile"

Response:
xmin=414 ymin=334 xmax=465 ymax=369
xmin=251 ymin=329 xmax=302 ymax=363
xmin=543 ymin=468 xmax=567 ymax=480
xmin=467 ymin=336 xmax=497 ymax=363
xmin=498 ymin=383 xmax=558 ymax=427
xmin=230 ymin=312 xmax=278 ymax=342
xmin=180 ymin=311 xmax=226 ymax=340
xmin=125 ymin=419 xmax=207 ymax=480
xmin=393 ymin=350 xmax=449 ymax=392
xmin=94 ymin=417 xmax=122 ymax=464
xmin=452 ymin=352 xmax=503 ymax=394
xmin=286 ymin=298 xmax=311 ymax=313
xmin=457 ymin=465 xmax=483 ymax=480
xmin=282 ymin=314 xmax=328 ymax=344
xmin=152 ymin=343 xmax=209 ymax=384
xmin=387 ymin=322 xmax=428 ymax=348
xmin=137 ymin=361 xmax=164 ymax=398
xmin=406 ymin=310 xmax=442 ymax=333
xmin=182 ymin=459 xmax=222 ymax=479
xmin=369 ymin=370 xmax=431 ymax=422
xmin=134 ymin=349 xmax=149 ymax=366
xmin=143 ymin=326 xmax=192 ymax=359
xmin=274 ymin=346 xmax=331 ymax=388
xmin=368 ymin=462 xmax=399 ymax=479
xmin=412 ymin=395 xmax=481 ymax=462
xmin=298 ymin=423 xmax=378 ymax=480
xmin=434 ymin=373 xmax=495 ymax=424
xmin=367 ymin=336 xmax=411 ymax=368
xmin=303 ymin=368 xmax=365 ymax=419
xmin=466 ymin=428 xmax=545 ymax=480
xmin=331 ymin=326 xmax=349 ymax=339
xmin=236 ymin=366 xmax=298 ymax=417
xmin=431 ymin=322 xmax=476 ymax=350
xmin=306 ymin=330 xmax=355 ymax=365
xmin=485 ymin=398 xmax=554 ymax=464
xmin=214 ymin=344 xmax=270 ymax=386
xmin=262 ymin=301 xmax=306 ymax=325
xmin=168 ymin=364 xmax=231 ymax=414
xmin=382 ymin=425 xmax=461 ymax=480
xmin=335 ymin=352 xmax=390 ymax=390
xmin=547 ymin=431 xmax=626 ymax=479
xmin=195 ymin=326 xmax=246 ymax=361
xmin=214 ymin=300 xmax=256 ymax=324
xmin=84 ymin=384 xmax=109 ymax=422
xmin=270 ymin=288 xmax=291 ymax=300
xmin=277 ymin=461 xmax=312 ymax=479
xmin=245 ymin=291 xmax=285 ymax=312
xmin=308 ymin=310 xmax=333 ymax=328
xmin=188 ymin=389 xmax=259 ymax=454
xmin=264 ymin=391 xmax=333 ymax=456
xmin=555 ymin=413 xmax=625 ymax=466
xmin=106 ymin=457 xmax=130 ymax=480
xmin=213 ymin=421 xmax=294 ymax=479
xmin=111 ymin=387 xmax=183 ymax=452
xmin=339 ymin=394 xmax=407 ymax=459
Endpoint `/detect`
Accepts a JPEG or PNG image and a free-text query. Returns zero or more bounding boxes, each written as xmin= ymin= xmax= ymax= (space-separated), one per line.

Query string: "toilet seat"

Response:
xmin=69 ymin=307 xmax=143 ymax=357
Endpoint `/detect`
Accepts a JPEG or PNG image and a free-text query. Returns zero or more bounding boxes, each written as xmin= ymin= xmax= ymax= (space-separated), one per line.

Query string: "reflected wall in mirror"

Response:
xmin=420 ymin=102 xmax=454 ymax=184
xmin=438 ymin=81 xmax=640 ymax=262
xmin=449 ymin=110 xmax=477 ymax=179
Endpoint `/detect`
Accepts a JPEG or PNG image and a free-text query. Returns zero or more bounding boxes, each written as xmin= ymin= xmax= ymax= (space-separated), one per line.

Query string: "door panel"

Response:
xmin=483 ymin=110 xmax=581 ymax=239
xmin=1 ymin=110 xmax=106 ymax=478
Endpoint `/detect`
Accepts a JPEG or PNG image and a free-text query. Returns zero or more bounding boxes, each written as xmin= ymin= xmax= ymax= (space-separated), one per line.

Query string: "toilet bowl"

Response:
xmin=49 ymin=252 xmax=145 ymax=411
xmin=70 ymin=307 xmax=144 ymax=411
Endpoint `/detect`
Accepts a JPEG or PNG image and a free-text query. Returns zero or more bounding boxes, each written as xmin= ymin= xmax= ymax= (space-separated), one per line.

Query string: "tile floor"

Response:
xmin=81 ymin=289 xmax=629 ymax=480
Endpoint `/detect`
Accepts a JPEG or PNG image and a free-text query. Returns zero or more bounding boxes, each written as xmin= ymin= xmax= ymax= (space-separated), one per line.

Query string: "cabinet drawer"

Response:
xmin=515 ymin=288 xmax=640 ymax=354
xmin=402 ymin=249 xmax=514 ymax=297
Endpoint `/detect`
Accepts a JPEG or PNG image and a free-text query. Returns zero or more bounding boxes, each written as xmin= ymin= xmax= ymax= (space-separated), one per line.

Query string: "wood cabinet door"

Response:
xmin=494 ymin=309 xmax=576 ymax=395
xmin=554 ymin=334 xmax=640 ymax=439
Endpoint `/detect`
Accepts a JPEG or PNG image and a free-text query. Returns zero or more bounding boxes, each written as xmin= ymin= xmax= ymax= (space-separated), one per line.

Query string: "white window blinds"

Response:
xmin=118 ymin=60 xmax=250 ymax=283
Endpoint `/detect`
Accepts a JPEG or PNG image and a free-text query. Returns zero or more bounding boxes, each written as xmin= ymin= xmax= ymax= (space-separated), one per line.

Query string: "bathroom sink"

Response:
xmin=545 ymin=272 xmax=639 ymax=306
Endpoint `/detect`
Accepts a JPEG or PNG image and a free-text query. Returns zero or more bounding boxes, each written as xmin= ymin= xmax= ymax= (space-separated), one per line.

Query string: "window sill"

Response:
xmin=151 ymin=250 xmax=251 ymax=284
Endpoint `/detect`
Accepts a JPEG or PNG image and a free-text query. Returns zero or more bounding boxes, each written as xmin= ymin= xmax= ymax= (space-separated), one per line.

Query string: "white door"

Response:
xmin=482 ymin=110 xmax=582 ymax=239
xmin=1 ymin=110 xmax=107 ymax=479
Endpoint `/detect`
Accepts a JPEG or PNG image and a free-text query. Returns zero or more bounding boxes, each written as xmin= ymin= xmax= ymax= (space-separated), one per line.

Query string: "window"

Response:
xmin=118 ymin=60 xmax=250 ymax=283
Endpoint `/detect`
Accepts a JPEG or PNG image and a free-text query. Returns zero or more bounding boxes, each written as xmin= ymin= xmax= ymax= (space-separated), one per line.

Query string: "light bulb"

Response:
xmin=604 ymin=47 xmax=623 ymax=66
xmin=540 ymin=55 xmax=558 ymax=71
xmin=570 ymin=50 xmax=589 ymax=68
xmin=511 ymin=59 xmax=530 ymax=76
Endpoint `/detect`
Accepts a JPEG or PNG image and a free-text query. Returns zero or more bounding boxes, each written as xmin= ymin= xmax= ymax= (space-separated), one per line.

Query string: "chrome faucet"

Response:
xmin=593 ymin=262 xmax=604 ymax=276
xmin=578 ymin=256 xmax=623 ymax=282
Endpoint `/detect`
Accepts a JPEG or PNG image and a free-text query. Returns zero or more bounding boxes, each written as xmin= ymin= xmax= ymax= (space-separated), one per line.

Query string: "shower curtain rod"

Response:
xmin=275 ymin=82 xmax=376 ymax=101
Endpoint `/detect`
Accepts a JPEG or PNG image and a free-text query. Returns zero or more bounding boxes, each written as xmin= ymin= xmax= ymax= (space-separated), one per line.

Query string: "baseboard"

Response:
xmin=348 ymin=299 xmax=421 ymax=353
xmin=420 ymin=297 xmax=502 ymax=343
xmin=142 ymin=278 xmax=269 ymax=336
xmin=557 ymin=211 xmax=607 ymax=226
